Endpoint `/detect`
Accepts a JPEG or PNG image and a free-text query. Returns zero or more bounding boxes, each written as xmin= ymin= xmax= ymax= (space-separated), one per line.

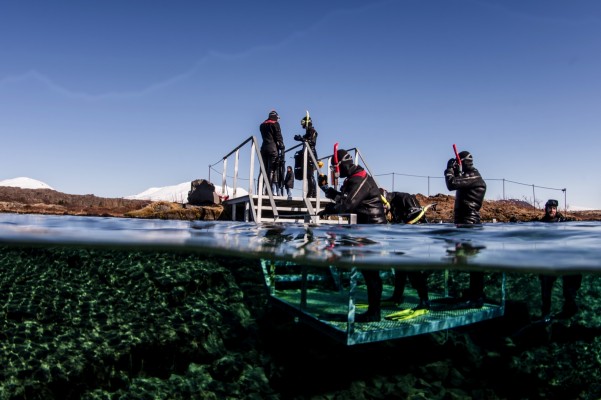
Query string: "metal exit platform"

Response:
xmin=214 ymin=135 xmax=368 ymax=224
xmin=261 ymin=260 xmax=506 ymax=346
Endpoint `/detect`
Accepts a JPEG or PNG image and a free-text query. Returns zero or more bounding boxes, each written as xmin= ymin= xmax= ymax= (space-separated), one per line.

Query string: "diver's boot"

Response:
xmin=355 ymin=307 xmax=381 ymax=323
xmin=414 ymin=299 xmax=430 ymax=310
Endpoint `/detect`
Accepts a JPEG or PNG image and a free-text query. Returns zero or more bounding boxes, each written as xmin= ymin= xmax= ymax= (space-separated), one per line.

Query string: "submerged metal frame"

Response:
xmin=261 ymin=260 xmax=506 ymax=346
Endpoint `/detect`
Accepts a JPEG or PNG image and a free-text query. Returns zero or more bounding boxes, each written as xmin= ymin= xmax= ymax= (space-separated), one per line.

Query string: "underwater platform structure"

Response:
xmin=261 ymin=260 xmax=506 ymax=346
xmin=215 ymin=137 xmax=506 ymax=343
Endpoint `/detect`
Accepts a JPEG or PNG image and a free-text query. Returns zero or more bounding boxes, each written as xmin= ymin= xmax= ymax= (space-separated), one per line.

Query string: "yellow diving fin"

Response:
xmin=385 ymin=308 xmax=429 ymax=321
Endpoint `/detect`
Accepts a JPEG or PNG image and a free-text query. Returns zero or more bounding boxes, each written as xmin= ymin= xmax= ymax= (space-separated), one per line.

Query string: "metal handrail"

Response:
xmin=219 ymin=135 xmax=278 ymax=221
xmin=216 ymin=138 xmax=373 ymax=223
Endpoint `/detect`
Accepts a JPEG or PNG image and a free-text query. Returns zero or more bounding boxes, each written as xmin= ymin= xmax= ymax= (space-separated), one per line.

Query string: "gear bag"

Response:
xmin=188 ymin=179 xmax=219 ymax=205
xmin=294 ymin=150 xmax=305 ymax=180
xmin=389 ymin=192 xmax=423 ymax=223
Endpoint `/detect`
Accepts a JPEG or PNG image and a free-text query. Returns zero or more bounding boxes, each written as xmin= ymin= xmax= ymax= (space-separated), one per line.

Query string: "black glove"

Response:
xmin=447 ymin=158 xmax=457 ymax=170
xmin=294 ymin=134 xmax=303 ymax=142
xmin=319 ymin=203 xmax=337 ymax=216
xmin=277 ymin=142 xmax=285 ymax=151
xmin=318 ymin=174 xmax=328 ymax=188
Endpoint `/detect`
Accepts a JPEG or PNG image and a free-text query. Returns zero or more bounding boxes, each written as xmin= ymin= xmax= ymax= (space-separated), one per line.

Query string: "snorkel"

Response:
xmin=331 ymin=142 xmax=339 ymax=188
xmin=453 ymin=143 xmax=462 ymax=174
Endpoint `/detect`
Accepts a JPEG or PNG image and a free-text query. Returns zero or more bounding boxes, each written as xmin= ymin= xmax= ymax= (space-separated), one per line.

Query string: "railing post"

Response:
xmin=233 ymin=149 xmax=239 ymax=198
xmin=249 ymin=141 xmax=255 ymax=196
xmin=222 ymin=158 xmax=228 ymax=197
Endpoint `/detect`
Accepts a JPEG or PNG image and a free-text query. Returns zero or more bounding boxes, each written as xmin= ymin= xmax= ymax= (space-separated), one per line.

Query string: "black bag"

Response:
xmin=389 ymin=192 xmax=423 ymax=223
xmin=188 ymin=179 xmax=218 ymax=205
xmin=294 ymin=149 xmax=316 ymax=180
xmin=294 ymin=150 xmax=304 ymax=180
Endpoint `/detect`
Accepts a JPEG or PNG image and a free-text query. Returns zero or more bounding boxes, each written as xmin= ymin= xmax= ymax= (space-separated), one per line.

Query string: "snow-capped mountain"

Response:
xmin=0 ymin=177 xmax=54 ymax=190
xmin=125 ymin=181 xmax=248 ymax=203
xmin=0 ymin=177 xmax=248 ymax=203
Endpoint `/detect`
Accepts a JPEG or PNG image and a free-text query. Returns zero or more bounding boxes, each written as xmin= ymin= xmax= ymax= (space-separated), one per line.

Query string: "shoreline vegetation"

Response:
xmin=1 ymin=186 xmax=600 ymax=222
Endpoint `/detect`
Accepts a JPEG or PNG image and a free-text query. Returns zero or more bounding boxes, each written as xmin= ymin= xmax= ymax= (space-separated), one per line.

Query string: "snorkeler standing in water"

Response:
xmin=535 ymin=199 xmax=581 ymax=322
xmin=445 ymin=148 xmax=487 ymax=308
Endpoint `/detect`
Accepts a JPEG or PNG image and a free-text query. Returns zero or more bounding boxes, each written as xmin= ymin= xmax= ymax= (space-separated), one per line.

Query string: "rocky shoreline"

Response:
xmin=1 ymin=186 xmax=600 ymax=222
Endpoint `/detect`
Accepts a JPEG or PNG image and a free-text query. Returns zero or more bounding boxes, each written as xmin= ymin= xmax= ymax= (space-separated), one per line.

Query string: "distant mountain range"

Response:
xmin=0 ymin=177 xmax=247 ymax=203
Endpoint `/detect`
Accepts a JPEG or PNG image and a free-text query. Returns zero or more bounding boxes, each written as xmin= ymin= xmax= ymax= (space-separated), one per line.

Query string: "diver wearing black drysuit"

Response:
xmin=536 ymin=199 xmax=581 ymax=321
xmin=259 ymin=110 xmax=285 ymax=194
xmin=319 ymin=148 xmax=386 ymax=322
xmin=381 ymin=189 xmax=430 ymax=309
xmin=445 ymin=150 xmax=487 ymax=308
xmin=294 ymin=115 xmax=319 ymax=197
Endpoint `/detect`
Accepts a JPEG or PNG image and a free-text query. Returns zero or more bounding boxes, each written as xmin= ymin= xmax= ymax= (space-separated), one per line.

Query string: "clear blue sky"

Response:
xmin=1 ymin=0 xmax=600 ymax=209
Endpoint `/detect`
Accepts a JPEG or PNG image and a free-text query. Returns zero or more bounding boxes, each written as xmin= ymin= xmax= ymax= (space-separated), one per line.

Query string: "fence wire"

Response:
xmin=374 ymin=172 xmax=567 ymax=211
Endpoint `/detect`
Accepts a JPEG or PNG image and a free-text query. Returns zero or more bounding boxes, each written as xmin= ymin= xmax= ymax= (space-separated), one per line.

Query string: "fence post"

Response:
xmin=502 ymin=178 xmax=505 ymax=200
xmin=392 ymin=172 xmax=395 ymax=192
xmin=208 ymin=165 xmax=211 ymax=183
xmin=532 ymin=184 xmax=536 ymax=209
xmin=563 ymin=188 xmax=567 ymax=213
xmin=427 ymin=176 xmax=430 ymax=197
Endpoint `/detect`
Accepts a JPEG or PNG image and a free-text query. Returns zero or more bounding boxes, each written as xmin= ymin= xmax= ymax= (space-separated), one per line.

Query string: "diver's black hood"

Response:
xmin=337 ymin=149 xmax=354 ymax=178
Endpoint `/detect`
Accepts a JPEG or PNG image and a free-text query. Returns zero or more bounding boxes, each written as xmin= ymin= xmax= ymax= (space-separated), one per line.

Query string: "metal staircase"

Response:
xmin=215 ymin=136 xmax=366 ymax=224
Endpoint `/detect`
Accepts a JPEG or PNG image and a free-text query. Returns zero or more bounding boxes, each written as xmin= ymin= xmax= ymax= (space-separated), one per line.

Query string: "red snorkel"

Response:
xmin=331 ymin=142 xmax=339 ymax=188
xmin=453 ymin=143 xmax=462 ymax=174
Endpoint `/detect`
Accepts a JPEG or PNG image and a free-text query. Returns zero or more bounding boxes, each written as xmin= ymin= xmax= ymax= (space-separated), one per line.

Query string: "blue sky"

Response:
xmin=1 ymin=0 xmax=600 ymax=209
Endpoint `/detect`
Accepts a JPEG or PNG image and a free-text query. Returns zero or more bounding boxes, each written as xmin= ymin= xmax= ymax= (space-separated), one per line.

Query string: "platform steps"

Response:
xmin=224 ymin=195 xmax=354 ymax=224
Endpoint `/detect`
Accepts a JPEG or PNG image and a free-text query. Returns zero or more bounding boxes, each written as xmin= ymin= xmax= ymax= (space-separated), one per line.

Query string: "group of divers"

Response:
xmin=259 ymin=109 xmax=579 ymax=324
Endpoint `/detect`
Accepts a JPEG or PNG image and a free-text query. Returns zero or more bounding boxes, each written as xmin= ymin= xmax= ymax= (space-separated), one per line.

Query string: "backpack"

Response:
xmin=294 ymin=150 xmax=304 ymax=180
xmin=389 ymin=192 xmax=423 ymax=223
xmin=187 ymin=179 xmax=219 ymax=205
xmin=294 ymin=149 xmax=317 ymax=180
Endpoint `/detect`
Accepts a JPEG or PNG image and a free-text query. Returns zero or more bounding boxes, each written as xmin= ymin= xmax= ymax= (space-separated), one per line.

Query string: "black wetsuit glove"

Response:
xmin=318 ymin=174 xmax=329 ymax=191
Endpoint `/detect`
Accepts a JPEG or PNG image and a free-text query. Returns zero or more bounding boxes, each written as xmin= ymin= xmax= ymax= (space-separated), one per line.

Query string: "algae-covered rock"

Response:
xmin=124 ymin=201 xmax=224 ymax=220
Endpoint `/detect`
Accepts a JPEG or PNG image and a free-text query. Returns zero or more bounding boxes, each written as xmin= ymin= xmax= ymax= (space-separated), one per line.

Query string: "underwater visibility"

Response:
xmin=1 ymin=214 xmax=601 ymax=399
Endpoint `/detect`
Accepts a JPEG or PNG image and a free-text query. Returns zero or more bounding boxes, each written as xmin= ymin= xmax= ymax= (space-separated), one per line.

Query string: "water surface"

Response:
xmin=1 ymin=214 xmax=599 ymax=273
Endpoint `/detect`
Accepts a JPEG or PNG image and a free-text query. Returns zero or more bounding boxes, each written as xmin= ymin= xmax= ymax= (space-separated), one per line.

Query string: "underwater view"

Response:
xmin=1 ymin=214 xmax=601 ymax=399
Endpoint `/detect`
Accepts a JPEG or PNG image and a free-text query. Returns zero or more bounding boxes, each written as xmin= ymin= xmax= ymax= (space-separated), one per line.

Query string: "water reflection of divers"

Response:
xmin=446 ymin=241 xmax=485 ymax=262
xmin=261 ymin=226 xmax=341 ymax=292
